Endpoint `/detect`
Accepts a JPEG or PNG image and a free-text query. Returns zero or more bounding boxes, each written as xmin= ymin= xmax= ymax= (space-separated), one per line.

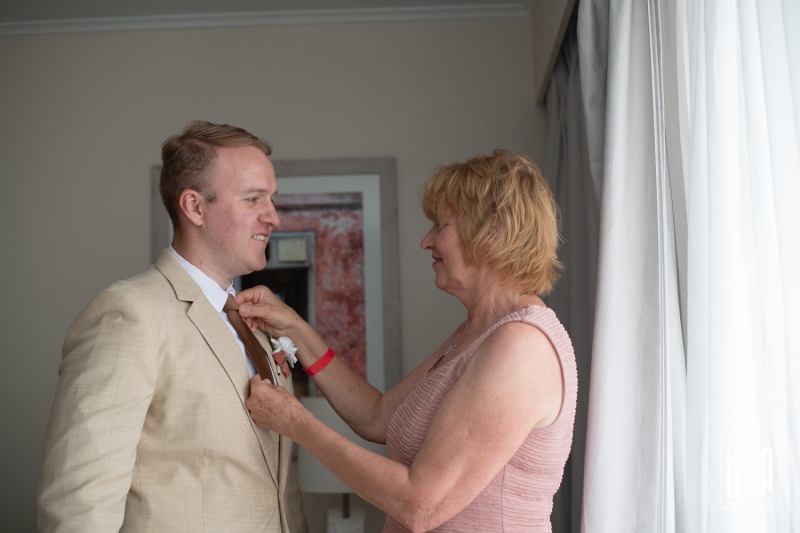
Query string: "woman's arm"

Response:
xmin=246 ymin=321 xmax=564 ymax=531
xmin=237 ymin=285 xmax=441 ymax=442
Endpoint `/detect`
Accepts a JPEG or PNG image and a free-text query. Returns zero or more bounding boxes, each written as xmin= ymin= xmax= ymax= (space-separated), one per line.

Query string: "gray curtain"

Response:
xmin=544 ymin=13 xmax=598 ymax=533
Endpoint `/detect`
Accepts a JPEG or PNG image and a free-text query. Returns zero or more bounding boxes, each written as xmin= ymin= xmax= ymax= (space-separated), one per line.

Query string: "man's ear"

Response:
xmin=178 ymin=189 xmax=205 ymax=228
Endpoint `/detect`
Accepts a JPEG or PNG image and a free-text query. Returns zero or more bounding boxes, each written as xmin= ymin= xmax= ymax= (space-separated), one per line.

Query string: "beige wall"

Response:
xmin=0 ymin=17 xmax=546 ymax=530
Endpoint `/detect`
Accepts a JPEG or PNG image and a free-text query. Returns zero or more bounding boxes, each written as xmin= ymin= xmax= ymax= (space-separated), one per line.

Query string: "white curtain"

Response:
xmin=681 ymin=0 xmax=800 ymax=531
xmin=578 ymin=0 xmax=686 ymax=531
xmin=574 ymin=0 xmax=800 ymax=531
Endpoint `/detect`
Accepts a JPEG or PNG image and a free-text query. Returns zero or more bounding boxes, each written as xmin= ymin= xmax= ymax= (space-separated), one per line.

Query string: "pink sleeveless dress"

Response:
xmin=383 ymin=305 xmax=577 ymax=533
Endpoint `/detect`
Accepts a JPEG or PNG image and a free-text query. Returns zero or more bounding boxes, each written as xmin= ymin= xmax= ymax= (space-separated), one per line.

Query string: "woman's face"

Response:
xmin=420 ymin=209 xmax=472 ymax=296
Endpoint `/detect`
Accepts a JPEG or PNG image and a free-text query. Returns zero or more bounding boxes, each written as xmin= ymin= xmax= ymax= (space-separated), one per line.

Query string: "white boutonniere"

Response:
xmin=270 ymin=335 xmax=298 ymax=368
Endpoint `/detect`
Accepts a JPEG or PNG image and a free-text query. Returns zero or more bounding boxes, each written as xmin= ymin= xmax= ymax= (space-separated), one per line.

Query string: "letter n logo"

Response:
xmin=720 ymin=442 xmax=780 ymax=505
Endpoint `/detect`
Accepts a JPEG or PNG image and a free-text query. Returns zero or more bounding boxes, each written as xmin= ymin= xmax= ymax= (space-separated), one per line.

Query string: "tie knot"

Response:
xmin=223 ymin=294 xmax=238 ymax=314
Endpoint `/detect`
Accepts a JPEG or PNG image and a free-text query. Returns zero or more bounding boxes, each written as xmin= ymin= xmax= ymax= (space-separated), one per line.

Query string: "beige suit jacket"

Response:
xmin=37 ymin=250 xmax=308 ymax=533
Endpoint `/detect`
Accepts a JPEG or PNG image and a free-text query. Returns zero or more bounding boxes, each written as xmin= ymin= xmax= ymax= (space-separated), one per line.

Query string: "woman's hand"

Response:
xmin=236 ymin=285 xmax=300 ymax=336
xmin=238 ymin=285 xmax=330 ymax=371
xmin=246 ymin=375 xmax=309 ymax=438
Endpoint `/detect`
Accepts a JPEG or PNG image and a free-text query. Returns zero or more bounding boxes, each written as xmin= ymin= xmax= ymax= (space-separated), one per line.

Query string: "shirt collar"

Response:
xmin=168 ymin=245 xmax=234 ymax=312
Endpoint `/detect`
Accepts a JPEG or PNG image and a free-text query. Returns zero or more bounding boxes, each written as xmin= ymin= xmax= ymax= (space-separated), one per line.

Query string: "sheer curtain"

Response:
xmin=681 ymin=0 xmax=800 ymax=531
xmin=572 ymin=0 xmax=800 ymax=531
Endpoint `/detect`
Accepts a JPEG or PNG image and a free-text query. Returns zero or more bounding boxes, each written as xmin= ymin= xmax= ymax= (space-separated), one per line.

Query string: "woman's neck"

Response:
xmin=461 ymin=286 xmax=534 ymax=334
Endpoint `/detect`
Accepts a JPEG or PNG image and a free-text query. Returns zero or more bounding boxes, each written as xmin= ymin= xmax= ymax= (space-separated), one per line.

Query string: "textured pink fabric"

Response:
xmin=383 ymin=305 xmax=578 ymax=533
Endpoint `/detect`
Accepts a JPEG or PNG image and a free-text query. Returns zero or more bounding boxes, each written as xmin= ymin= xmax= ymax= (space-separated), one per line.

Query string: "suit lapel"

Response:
xmin=252 ymin=326 xmax=296 ymax=499
xmin=155 ymin=250 xmax=281 ymax=488
xmin=276 ymin=368 xmax=296 ymax=499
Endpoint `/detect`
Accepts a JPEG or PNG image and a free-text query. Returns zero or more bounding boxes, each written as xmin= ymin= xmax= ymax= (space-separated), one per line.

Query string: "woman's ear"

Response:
xmin=178 ymin=189 xmax=206 ymax=228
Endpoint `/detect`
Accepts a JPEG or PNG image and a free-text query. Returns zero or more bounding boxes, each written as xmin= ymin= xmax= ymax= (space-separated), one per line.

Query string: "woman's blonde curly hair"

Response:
xmin=421 ymin=149 xmax=562 ymax=296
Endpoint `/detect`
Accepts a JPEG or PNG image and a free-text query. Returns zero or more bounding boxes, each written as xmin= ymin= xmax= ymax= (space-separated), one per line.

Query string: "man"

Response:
xmin=37 ymin=121 xmax=308 ymax=532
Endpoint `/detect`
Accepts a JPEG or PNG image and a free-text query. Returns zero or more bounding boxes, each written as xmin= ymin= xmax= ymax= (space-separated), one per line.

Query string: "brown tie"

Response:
xmin=224 ymin=294 xmax=278 ymax=386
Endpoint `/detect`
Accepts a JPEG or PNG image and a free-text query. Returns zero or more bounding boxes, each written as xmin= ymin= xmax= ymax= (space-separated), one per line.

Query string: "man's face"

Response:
xmin=200 ymin=145 xmax=280 ymax=284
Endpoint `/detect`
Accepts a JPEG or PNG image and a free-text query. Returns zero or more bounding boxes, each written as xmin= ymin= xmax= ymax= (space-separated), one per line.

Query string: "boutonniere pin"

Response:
xmin=269 ymin=335 xmax=298 ymax=376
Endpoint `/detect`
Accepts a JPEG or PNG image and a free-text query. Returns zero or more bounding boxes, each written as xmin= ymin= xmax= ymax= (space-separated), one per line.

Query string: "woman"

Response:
xmin=239 ymin=149 xmax=577 ymax=532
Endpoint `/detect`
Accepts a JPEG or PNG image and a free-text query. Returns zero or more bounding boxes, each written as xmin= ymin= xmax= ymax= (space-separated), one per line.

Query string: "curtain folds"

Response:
xmin=571 ymin=0 xmax=800 ymax=531
xmin=544 ymin=16 xmax=597 ymax=532
xmin=577 ymin=1 xmax=686 ymax=531
xmin=682 ymin=1 xmax=800 ymax=531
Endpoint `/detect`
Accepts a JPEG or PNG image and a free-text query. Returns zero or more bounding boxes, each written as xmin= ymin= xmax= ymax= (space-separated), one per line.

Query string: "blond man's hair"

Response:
xmin=159 ymin=120 xmax=273 ymax=231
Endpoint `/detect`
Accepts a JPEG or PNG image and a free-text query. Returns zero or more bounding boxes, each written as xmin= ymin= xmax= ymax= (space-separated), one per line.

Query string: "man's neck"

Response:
xmin=171 ymin=238 xmax=233 ymax=290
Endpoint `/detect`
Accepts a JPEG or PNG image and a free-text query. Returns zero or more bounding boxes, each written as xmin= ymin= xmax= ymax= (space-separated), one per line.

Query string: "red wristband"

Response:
xmin=305 ymin=348 xmax=335 ymax=376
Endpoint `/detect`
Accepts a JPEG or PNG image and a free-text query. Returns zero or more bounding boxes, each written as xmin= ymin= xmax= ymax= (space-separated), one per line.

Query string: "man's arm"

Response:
xmin=37 ymin=285 xmax=158 ymax=532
